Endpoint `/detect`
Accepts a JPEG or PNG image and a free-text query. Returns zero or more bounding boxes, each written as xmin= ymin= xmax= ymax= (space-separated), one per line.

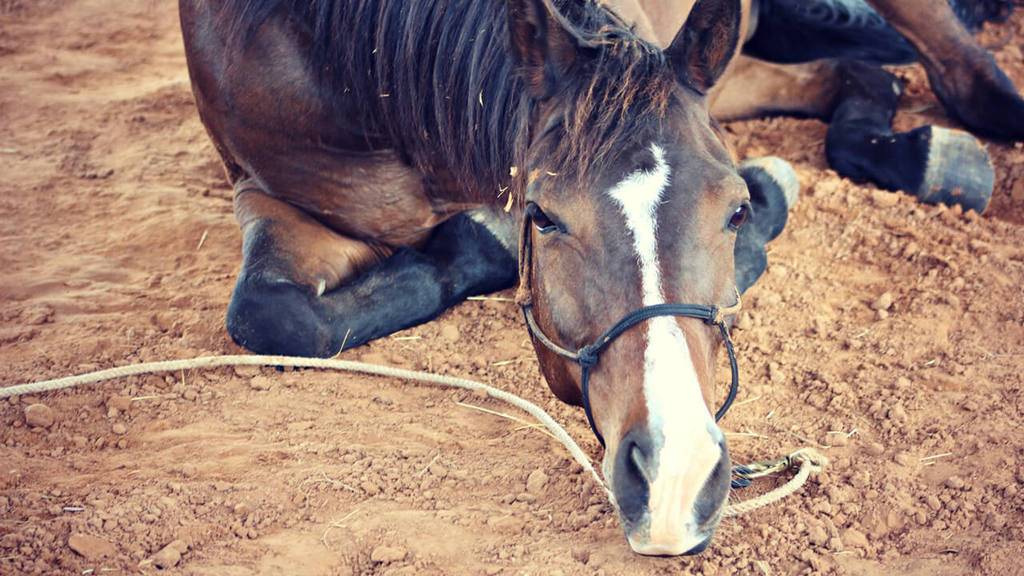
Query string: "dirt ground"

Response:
xmin=1 ymin=1 xmax=1023 ymax=575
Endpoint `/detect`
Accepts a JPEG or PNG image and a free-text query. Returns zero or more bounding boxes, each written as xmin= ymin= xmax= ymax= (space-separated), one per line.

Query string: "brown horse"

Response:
xmin=180 ymin=0 xmax=1021 ymax=557
xmin=182 ymin=0 xmax=771 ymax=555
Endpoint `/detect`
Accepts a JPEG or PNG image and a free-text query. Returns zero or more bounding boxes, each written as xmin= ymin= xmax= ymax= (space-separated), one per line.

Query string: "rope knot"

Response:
xmin=790 ymin=448 xmax=829 ymax=474
xmin=576 ymin=345 xmax=599 ymax=369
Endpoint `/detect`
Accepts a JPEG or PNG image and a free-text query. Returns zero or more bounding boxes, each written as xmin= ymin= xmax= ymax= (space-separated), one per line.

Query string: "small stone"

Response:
xmin=734 ymin=311 xmax=753 ymax=331
xmin=842 ymin=528 xmax=869 ymax=550
xmin=249 ymin=376 xmax=273 ymax=391
xmin=808 ymin=525 xmax=829 ymax=546
xmin=233 ymin=366 xmax=261 ymax=378
xmin=151 ymin=540 xmax=187 ymax=569
xmin=439 ymin=324 xmax=460 ymax=342
xmin=182 ymin=389 xmax=198 ymax=401
xmin=68 ymin=533 xmax=116 ymax=560
xmin=865 ymin=442 xmax=886 ymax=457
xmin=106 ymin=395 xmax=132 ymax=413
xmin=370 ymin=545 xmax=407 ymax=564
xmin=872 ymin=292 xmax=894 ymax=311
xmin=111 ymin=423 xmax=127 ymax=435
xmin=828 ymin=537 xmax=844 ymax=552
xmin=925 ymin=494 xmax=942 ymax=511
xmin=526 ymin=469 xmax=548 ymax=494
xmin=24 ymin=403 xmax=55 ymax=428
xmin=871 ymin=189 xmax=901 ymax=208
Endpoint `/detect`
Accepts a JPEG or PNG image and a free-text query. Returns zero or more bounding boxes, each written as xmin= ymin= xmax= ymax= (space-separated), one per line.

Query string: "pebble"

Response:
xmin=842 ymin=528 xmax=869 ymax=550
xmin=67 ymin=533 xmax=116 ymax=560
xmin=871 ymin=190 xmax=901 ymax=208
xmin=151 ymin=540 xmax=187 ymax=569
xmin=440 ymin=324 xmax=460 ymax=342
xmin=106 ymin=395 xmax=132 ymax=413
xmin=734 ymin=311 xmax=753 ymax=331
xmin=233 ymin=365 xmax=261 ymax=378
xmin=865 ymin=442 xmax=886 ymax=456
xmin=808 ymin=525 xmax=829 ymax=546
xmin=526 ymin=469 xmax=548 ymax=494
xmin=872 ymin=292 xmax=894 ymax=311
xmin=24 ymin=403 xmax=55 ymax=428
xmin=111 ymin=423 xmax=127 ymax=435
xmin=370 ymin=545 xmax=407 ymax=564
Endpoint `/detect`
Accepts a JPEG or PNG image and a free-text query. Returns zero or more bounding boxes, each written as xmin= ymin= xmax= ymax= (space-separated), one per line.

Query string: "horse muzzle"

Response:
xmin=611 ymin=426 xmax=732 ymax=556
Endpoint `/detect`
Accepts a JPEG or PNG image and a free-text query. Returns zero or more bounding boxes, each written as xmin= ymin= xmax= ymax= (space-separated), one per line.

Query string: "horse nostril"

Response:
xmin=630 ymin=443 xmax=653 ymax=485
xmin=614 ymin=427 xmax=654 ymax=526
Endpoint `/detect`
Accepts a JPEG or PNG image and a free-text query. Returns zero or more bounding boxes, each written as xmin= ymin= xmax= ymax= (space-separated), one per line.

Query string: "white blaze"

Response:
xmin=606 ymin=144 xmax=722 ymax=554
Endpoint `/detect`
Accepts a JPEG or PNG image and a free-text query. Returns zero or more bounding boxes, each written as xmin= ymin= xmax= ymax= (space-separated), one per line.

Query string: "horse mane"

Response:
xmin=217 ymin=0 xmax=677 ymax=203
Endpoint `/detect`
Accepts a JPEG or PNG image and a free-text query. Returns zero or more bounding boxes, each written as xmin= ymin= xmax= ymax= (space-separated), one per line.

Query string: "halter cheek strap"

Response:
xmin=516 ymin=212 xmax=742 ymax=448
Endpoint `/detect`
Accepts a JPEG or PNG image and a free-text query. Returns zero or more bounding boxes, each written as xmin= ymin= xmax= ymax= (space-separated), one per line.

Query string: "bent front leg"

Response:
xmin=227 ymin=188 xmax=517 ymax=357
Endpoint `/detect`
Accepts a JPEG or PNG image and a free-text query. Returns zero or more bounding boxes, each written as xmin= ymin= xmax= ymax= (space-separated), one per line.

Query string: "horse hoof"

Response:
xmin=738 ymin=156 xmax=800 ymax=243
xmin=917 ymin=126 xmax=994 ymax=214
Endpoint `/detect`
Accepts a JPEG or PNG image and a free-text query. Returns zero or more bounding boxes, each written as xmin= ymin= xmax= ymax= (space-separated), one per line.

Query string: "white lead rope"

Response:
xmin=0 ymin=355 xmax=826 ymax=517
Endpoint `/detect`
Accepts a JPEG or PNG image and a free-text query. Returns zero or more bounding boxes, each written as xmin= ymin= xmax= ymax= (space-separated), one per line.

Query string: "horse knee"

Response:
xmin=226 ymin=275 xmax=336 ymax=358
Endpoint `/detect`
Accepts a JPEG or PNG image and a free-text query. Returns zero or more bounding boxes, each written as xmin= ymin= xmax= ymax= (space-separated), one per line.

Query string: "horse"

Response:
xmin=181 ymin=0 xmax=778 ymax=556
xmin=180 ymin=0 xmax=1020 ymax=556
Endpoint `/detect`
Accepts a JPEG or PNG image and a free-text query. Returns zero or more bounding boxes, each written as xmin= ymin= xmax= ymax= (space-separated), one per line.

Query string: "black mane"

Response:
xmin=219 ymin=0 xmax=676 ymax=202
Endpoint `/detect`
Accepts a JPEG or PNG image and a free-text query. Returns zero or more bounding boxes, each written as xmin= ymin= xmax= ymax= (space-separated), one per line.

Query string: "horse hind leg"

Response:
xmin=865 ymin=0 xmax=1024 ymax=141
xmin=825 ymin=60 xmax=994 ymax=212
xmin=712 ymin=57 xmax=995 ymax=212
xmin=227 ymin=183 xmax=518 ymax=357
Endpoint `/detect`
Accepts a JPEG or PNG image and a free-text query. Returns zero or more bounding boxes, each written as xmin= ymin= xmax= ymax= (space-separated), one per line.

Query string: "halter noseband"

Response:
xmin=515 ymin=211 xmax=742 ymax=448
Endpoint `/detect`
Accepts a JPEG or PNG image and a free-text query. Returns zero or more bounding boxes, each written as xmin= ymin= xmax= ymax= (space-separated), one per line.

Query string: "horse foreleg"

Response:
xmin=227 ymin=185 xmax=517 ymax=357
xmin=865 ymin=0 xmax=1024 ymax=141
xmin=734 ymin=157 xmax=800 ymax=293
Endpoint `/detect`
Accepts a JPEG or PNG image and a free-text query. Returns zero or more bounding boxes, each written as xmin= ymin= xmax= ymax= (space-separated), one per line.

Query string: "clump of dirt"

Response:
xmin=1 ymin=2 xmax=1023 ymax=575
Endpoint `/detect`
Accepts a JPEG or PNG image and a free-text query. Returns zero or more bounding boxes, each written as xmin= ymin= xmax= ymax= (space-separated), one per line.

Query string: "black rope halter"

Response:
xmin=515 ymin=210 xmax=742 ymax=449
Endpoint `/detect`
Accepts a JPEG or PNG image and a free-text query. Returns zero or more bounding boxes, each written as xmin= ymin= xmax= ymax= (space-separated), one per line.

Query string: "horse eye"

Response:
xmin=527 ymin=203 xmax=560 ymax=235
xmin=728 ymin=203 xmax=751 ymax=232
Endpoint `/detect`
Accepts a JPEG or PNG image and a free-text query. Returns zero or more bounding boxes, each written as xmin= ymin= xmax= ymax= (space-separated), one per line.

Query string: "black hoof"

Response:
xmin=226 ymin=276 xmax=336 ymax=357
xmin=916 ymin=126 xmax=994 ymax=213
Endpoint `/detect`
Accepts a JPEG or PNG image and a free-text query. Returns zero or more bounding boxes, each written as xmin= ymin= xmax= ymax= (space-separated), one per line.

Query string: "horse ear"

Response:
xmin=507 ymin=0 xmax=580 ymax=99
xmin=664 ymin=0 xmax=743 ymax=94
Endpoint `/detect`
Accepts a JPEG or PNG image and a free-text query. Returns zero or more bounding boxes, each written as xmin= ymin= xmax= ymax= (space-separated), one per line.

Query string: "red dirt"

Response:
xmin=1 ymin=2 xmax=1023 ymax=575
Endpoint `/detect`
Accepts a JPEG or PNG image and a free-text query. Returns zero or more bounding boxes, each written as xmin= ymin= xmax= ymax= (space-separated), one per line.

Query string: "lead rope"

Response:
xmin=0 ymin=355 xmax=826 ymax=517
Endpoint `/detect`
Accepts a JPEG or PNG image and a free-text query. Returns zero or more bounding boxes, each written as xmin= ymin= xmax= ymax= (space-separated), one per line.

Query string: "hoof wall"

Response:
xmin=918 ymin=126 xmax=994 ymax=214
